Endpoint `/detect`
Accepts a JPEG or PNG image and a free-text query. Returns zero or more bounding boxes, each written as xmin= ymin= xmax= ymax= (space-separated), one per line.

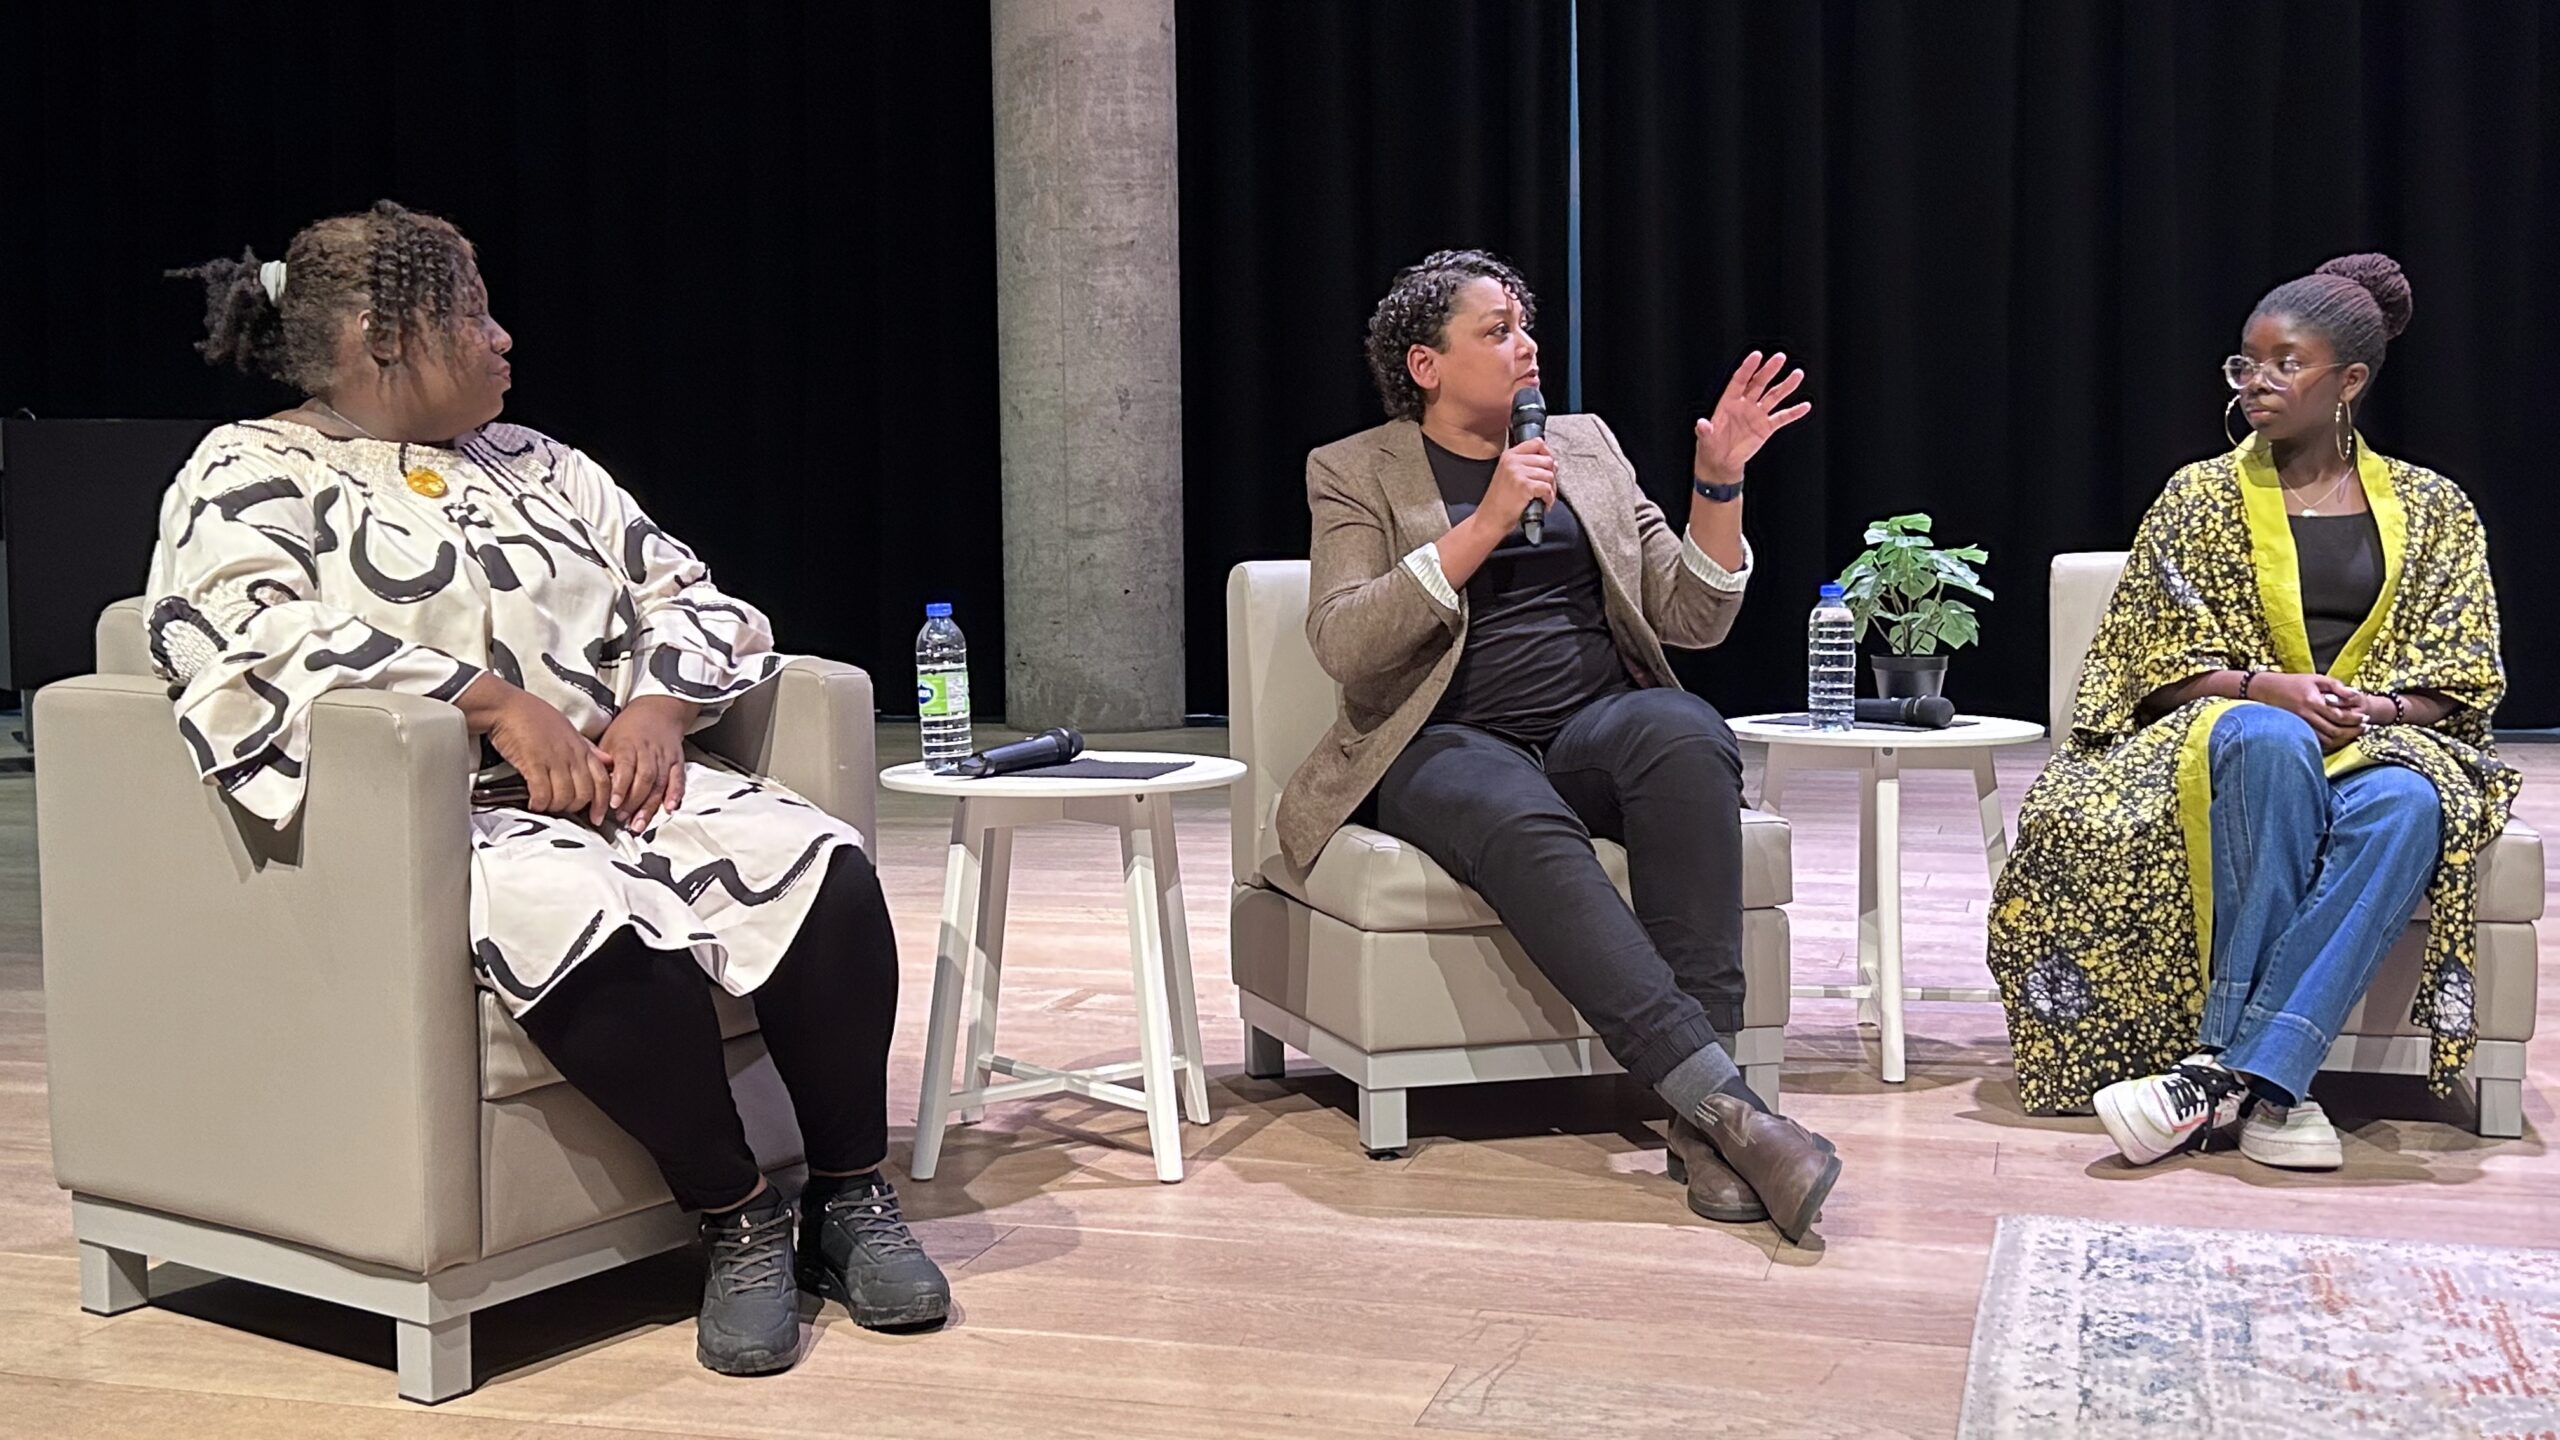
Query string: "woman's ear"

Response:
xmin=2339 ymin=362 xmax=2371 ymax=408
xmin=358 ymin=309 xmax=402 ymax=368
xmin=1405 ymin=343 xmax=1439 ymax=402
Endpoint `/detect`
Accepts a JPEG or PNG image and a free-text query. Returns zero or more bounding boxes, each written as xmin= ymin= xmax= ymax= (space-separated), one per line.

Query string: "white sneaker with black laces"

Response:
xmin=2093 ymin=1058 xmax=2248 ymax=1166
xmin=2239 ymin=1099 xmax=2343 ymax=1170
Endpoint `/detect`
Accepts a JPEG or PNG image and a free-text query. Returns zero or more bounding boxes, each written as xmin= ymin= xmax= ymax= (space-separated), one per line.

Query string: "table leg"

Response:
xmin=958 ymin=826 xmax=1014 ymax=1125
xmin=1148 ymin=798 xmax=1213 ymax=1125
xmin=1120 ymin=799 xmax=1187 ymax=1182
xmin=1874 ymin=748 xmax=1907 ymax=1084
xmin=1855 ymin=755 xmax=1881 ymax=1030
xmin=1756 ymin=742 xmax=1797 ymax=815
xmin=911 ymin=800 xmax=987 ymax=1181
xmin=1968 ymin=747 xmax=2012 ymax=883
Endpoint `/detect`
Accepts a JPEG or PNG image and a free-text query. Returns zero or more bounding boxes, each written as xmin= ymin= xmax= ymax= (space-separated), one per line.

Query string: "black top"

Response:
xmin=1423 ymin=435 xmax=1630 ymax=746
xmin=2291 ymin=510 xmax=2384 ymax=674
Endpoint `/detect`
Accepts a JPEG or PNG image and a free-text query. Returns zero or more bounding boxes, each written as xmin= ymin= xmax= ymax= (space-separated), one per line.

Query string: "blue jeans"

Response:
xmin=2199 ymin=704 xmax=2441 ymax=1103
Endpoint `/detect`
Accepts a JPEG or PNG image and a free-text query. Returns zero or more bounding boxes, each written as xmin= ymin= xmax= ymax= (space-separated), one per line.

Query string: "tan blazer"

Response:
xmin=1272 ymin=414 xmax=1747 ymax=870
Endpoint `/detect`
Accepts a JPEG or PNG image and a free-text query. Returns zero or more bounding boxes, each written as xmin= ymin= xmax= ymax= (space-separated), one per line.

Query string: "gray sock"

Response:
xmin=1655 ymin=1041 xmax=1767 ymax=1122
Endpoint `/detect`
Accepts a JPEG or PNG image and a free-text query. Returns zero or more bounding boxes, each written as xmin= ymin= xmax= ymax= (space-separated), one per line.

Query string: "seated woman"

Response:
xmin=155 ymin=202 xmax=947 ymax=1376
xmin=1989 ymin=254 xmax=2516 ymax=1171
xmin=1276 ymin=249 xmax=1842 ymax=1243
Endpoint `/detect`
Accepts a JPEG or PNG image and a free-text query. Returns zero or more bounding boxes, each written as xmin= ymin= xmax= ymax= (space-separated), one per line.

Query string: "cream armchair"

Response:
xmin=1225 ymin=562 xmax=1795 ymax=1156
xmin=2049 ymin=554 xmax=2540 ymax=1136
xmin=39 ymin=599 xmax=877 ymax=1402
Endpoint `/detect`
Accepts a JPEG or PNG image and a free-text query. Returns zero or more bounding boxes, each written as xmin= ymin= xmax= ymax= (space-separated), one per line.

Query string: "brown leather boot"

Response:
xmin=1664 ymin=1115 xmax=1767 ymax=1223
xmin=1694 ymin=1092 xmax=1842 ymax=1245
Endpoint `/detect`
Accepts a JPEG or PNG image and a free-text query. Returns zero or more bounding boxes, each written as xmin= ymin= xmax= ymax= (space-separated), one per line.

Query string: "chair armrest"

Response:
xmin=36 ymin=675 xmax=482 ymax=1274
xmin=693 ymin=657 xmax=878 ymax=844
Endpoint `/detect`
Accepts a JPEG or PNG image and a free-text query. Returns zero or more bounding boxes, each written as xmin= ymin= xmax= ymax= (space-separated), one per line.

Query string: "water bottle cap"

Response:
xmin=925 ymin=602 xmax=953 ymax=619
xmin=1819 ymin=583 xmax=1845 ymax=600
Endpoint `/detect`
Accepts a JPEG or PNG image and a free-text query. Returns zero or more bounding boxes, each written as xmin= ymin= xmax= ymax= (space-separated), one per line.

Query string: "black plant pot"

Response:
xmin=1871 ymin=654 xmax=1949 ymax=700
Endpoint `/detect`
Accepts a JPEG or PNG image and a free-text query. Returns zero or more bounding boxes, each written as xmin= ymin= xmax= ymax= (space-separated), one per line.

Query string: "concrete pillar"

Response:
xmin=991 ymin=0 xmax=1185 ymax=731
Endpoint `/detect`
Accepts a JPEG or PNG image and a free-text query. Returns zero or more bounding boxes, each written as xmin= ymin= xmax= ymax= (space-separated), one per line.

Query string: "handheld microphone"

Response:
xmin=959 ymin=726 xmax=1085 ymax=777
xmin=1510 ymin=386 xmax=1548 ymax=545
xmin=1854 ymin=696 xmax=1957 ymax=729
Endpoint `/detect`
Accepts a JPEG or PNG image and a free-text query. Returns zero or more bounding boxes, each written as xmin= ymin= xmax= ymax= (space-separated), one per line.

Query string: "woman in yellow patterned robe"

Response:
xmin=1988 ymin=255 xmax=2516 ymax=1170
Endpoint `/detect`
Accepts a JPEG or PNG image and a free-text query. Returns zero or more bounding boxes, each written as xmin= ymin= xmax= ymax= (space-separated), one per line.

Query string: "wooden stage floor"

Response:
xmin=2 ymin=729 xmax=2552 ymax=1437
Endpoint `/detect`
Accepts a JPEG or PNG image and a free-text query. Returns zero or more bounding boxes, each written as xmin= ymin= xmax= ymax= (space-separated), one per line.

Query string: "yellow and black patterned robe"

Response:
xmin=1989 ymin=436 xmax=2515 ymax=1114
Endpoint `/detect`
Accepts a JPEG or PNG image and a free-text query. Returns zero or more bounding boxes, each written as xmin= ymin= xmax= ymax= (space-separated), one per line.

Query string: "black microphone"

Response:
xmin=1510 ymin=386 xmax=1548 ymax=545
xmin=1854 ymin=696 xmax=1957 ymax=729
xmin=959 ymin=726 xmax=1085 ymax=777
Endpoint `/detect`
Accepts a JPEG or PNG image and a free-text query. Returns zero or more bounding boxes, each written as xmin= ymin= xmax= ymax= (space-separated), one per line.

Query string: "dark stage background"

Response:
xmin=4 ymin=2 xmax=1004 ymax=712
xmin=10 ymin=1 xmax=2555 ymax=725
xmin=1182 ymin=0 xmax=2560 ymax=727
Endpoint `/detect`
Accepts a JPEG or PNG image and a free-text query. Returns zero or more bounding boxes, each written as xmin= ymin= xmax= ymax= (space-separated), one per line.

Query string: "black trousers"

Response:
xmin=517 ymin=847 xmax=897 ymax=1212
xmin=1371 ymin=687 xmax=1747 ymax=1088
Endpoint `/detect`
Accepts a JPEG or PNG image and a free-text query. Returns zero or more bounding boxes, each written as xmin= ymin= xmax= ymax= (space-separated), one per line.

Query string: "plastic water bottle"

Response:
xmin=916 ymin=603 xmax=972 ymax=773
xmin=1809 ymin=583 xmax=1857 ymax=732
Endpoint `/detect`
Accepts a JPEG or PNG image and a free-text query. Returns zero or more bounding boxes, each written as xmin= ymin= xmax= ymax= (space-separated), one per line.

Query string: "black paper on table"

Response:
xmin=1757 ymin=713 xmax=1981 ymax=733
xmin=974 ymin=759 xmax=1191 ymax=781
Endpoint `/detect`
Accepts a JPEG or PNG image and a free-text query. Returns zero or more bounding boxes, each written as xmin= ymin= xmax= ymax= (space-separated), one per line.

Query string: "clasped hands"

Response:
xmin=2246 ymin=671 xmax=2396 ymax=751
xmin=461 ymin=674 xmax=694 ymax=830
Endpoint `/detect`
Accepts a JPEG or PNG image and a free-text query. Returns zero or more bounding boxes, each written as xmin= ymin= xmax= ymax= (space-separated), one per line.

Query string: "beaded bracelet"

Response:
xmin=2389 ymin=691 xmax=2409 ymax=726
xmin=2237 ymin=667 xmax=2260 ymax=700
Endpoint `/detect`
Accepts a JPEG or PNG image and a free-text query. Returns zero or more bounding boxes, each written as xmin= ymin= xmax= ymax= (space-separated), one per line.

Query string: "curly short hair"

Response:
xmin=1364 ymin=249 xmax=1536 ymax=421
xmin=168 ymin=200 xmax=479 ymax=395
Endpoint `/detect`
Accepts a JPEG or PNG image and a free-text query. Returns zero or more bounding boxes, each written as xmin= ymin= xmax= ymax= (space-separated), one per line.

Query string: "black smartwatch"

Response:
xmin=1693 ymin=475 xmax=1745 ymax=503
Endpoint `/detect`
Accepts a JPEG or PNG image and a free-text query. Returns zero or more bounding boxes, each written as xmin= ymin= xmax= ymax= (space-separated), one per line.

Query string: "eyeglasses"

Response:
xmin=2223 ymin=355 xmax=2347 ymax=391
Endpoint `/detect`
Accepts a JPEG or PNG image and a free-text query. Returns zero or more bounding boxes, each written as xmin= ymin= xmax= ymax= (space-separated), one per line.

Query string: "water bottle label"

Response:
xmin=917 ymin=671 xmax=971 ymax=718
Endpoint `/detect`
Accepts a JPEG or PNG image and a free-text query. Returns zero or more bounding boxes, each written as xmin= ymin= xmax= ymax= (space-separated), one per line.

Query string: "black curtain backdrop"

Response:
xmin=1577 ymin=0 xmax=2558 ymax=726
xmin=15 ymin=3 xmax=2552 ymax=726
xmin=1176 ymin=0 xmax=2555 ymax=726
xmin=1175 ymin=0 xmax=1574 ymax=715
xmin=4 ymin=2 xmax=1000 ymax=716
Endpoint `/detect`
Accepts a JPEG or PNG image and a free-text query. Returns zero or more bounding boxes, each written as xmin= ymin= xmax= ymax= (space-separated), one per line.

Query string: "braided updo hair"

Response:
xmin=167 ymin=200 xmax=480 ymax=395
xmin=1365 ymin=248 xmax=1536 ymax=421
xmin=2248 ymin=253 xmax=2414 ymax=381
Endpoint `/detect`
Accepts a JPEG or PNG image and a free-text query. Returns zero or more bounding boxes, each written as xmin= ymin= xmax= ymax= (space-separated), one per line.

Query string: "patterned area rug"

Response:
xmin=1959 ymin=1214 xmax=2560 ymax=1438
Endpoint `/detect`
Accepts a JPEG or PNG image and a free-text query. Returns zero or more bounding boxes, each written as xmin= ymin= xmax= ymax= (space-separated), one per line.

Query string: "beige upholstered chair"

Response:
xmin=39 ymin=599 xmax=877 ymax=1402
xmin=2049 ymin=554 xmax=2540 ymax=1136
xmin=1225 ymin=562 xmax=1794 ymax=1156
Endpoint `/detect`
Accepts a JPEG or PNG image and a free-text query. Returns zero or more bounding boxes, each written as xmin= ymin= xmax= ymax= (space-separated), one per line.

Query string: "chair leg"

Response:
xmin=1358 ymin=1086 xmax=1408 ymax=1158
xmin=2476 ymin=1076 xmax=2524 ymax=1139
xmin=1244 ymin=1024 xmax=1287 ymax=1079
xmin=396 ymin=1315 xmax=473 ymax=1405
xmin=78 ymin=1240 xmax=148 ymax=1316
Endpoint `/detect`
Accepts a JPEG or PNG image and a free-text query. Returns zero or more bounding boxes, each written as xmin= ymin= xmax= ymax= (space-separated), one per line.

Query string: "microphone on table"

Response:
xmin=1854 ymin=696 xmax=1957 ymax=729
xmin=1510 ymin=385 xmax=1548 ymax=545
xmin=958 ymin=726 xmax=1085 ymax=778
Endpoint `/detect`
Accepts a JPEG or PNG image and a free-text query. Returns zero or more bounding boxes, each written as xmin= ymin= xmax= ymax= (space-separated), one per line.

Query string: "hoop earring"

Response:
xmin=2224 ymin=393 xmax=2249 ymax=450
xmin=2335 ymin=400 xmax=2355 ymax=465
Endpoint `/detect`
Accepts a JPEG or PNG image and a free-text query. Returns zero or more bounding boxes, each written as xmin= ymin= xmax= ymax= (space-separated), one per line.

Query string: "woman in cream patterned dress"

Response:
xmin=155 ymin=201 xmax=945 ymax=1377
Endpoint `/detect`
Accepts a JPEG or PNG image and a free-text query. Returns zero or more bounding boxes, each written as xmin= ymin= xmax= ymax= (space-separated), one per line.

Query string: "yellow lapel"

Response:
xmin=2329 ymin=439 xmax=2405 ymax=686
xmin=2233 ymin=432 xmax=2401 ymax=681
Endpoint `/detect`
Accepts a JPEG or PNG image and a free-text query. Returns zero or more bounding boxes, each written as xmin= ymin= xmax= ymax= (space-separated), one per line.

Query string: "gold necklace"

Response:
xmin=2292 ymin=465 xmax=2357 ymax=517
xmin=309 ymin=398 xmax=381 ymax=440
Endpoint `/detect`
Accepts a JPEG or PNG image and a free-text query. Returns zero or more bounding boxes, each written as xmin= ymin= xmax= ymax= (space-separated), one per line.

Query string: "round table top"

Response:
xmin=880 ymin=750 xmax=1247 ymax=799
xmin=1728 ymin=713 xmax=2046 ymax=749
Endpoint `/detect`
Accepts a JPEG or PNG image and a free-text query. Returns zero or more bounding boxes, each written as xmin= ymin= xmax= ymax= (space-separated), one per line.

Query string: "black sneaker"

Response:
xmin=798 ymin=1175 xmax=952 ymax=1330
xmin=695 ymin=1189 xmax=803 ymax=1375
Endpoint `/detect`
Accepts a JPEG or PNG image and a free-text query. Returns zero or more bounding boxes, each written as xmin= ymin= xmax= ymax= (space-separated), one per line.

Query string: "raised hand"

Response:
xmin=1694 ymin=350 xmax=1812 ymax=485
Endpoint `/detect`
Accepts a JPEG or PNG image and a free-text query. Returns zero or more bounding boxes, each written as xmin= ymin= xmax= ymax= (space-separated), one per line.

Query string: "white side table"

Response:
xmin=886 ymin=752 xmax=1246 ymax=1183
xmin=1728 ymin=715 xmax=2045 ymax=1083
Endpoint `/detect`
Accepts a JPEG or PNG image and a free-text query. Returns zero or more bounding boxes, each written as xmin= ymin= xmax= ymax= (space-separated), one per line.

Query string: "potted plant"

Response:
xmin=1835 ymin=513 xmax=1992 ymax=700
